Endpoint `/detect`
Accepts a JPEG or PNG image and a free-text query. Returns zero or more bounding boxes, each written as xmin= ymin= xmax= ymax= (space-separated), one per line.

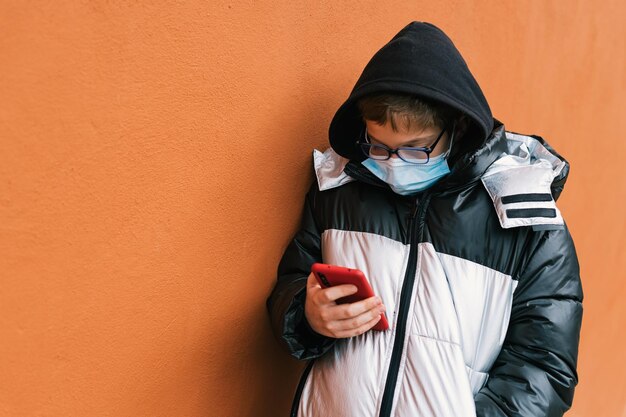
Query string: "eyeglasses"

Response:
xmin=357 ymin=126 xmax=448 ymax=164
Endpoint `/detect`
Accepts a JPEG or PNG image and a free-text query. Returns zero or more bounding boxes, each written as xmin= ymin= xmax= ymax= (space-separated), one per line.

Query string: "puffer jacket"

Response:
xmin=266 ymin=21 xmax=583 ymax=417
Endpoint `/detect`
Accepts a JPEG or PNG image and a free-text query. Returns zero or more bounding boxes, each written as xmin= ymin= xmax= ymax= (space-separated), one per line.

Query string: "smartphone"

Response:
xmin=311 ymin=262 xmax=389 ymax=331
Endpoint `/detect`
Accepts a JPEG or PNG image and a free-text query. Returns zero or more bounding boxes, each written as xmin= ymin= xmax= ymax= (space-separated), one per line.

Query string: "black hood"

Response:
xmin=329 ymin=21 xmax=494 ymax=164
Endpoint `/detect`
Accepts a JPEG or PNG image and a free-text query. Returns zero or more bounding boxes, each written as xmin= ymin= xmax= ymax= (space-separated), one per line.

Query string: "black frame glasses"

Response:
xmin=357 ymin=126 xmax=448 ymax=164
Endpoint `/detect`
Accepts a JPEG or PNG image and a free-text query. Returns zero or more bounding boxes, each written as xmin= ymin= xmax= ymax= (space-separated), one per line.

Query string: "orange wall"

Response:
xmin=1 ymin=2 xmax=624 ymax=416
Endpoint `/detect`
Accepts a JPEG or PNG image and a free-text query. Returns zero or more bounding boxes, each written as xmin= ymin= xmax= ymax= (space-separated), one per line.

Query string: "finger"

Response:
xmin=330 ymin=296 xmax=383 ymax=320
xmin=307 ymin=272 xmax=322 ymax=292
xmin=333 ymin=314 xmax=383 ymax=338
xmin=330 ymin=303 xmax=385 ymax=332
xmin=319 ymin=284 xmax=358 ymax=303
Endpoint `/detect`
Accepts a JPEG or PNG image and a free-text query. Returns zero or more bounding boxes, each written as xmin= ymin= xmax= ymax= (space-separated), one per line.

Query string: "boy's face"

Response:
xmin=364 ymin=119 xmax=452 ymax=158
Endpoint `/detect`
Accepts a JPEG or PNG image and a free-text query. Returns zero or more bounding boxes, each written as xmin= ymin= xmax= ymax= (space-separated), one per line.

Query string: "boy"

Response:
xmin=266 ymin=21 xmax=583 ymax=417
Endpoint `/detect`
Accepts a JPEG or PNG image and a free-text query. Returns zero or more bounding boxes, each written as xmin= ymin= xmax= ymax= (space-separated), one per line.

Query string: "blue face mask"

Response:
xmin=361 ymin=129 xmax=454 ymax=195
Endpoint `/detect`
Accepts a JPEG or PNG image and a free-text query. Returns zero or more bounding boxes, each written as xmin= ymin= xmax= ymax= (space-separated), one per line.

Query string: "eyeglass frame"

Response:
xmin=357 ymin=124 xmax=450 ymax=164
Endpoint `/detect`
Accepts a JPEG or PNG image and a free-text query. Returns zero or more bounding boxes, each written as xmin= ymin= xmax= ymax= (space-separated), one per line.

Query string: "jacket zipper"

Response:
xmin=378 ymin=191 xmax=433 ymax=417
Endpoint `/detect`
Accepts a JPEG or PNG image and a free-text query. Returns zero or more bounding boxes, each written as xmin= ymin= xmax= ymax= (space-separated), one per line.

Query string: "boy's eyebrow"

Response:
xmin=367 ymin=132 xmax=438 ymax=146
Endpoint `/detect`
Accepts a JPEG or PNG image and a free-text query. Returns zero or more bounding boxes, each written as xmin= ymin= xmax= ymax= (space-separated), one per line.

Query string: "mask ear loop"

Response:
xmin=357 ymin=124 xmax=372 ymax=160
xmin=441 ymin=120 xmax=457 ymax=160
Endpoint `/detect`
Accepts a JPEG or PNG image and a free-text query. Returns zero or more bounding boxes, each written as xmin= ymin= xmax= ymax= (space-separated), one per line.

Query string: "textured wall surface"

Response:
xmin=1 ymin=1 xmax=625 ymax=416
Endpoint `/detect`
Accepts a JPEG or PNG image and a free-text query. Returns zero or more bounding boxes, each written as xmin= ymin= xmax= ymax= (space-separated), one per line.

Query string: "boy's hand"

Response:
xmin=304 ymin=272 xmax=386 ymax=338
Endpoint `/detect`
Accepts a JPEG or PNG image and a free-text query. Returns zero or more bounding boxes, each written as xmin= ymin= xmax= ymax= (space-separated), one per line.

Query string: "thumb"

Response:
xmin=307 ymin=272 xmax=321 ymax=292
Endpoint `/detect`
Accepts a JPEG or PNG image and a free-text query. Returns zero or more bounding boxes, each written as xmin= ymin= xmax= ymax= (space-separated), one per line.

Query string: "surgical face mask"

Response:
xmin=361 ymin=127 xmax=454 ymax=195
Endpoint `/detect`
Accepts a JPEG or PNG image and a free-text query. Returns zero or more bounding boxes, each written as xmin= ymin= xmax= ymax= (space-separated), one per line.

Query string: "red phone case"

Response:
xmin=311 ymin=263 xmax=389 ymax=331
